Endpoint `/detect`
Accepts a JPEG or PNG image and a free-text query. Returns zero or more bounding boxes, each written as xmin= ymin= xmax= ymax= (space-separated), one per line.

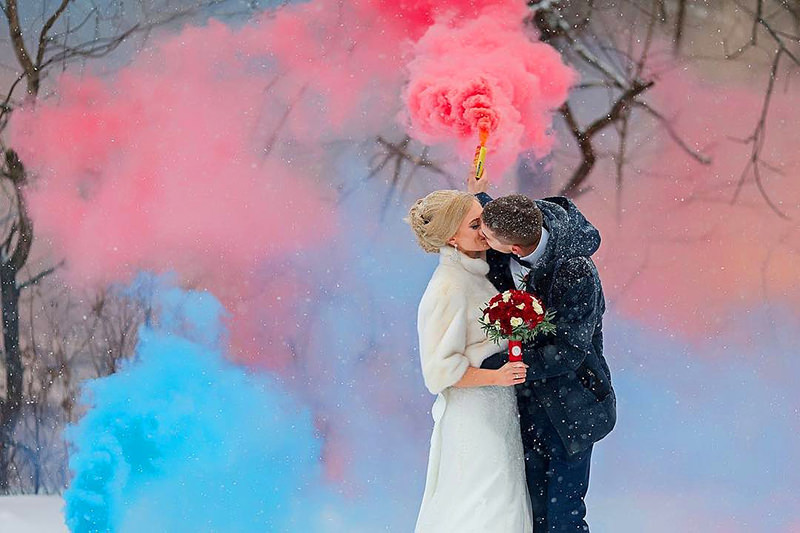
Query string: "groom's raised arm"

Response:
xmin=469 ymin=174 xmax=513 ymax=371
xmin=523 ymin=257 xmax=602 ymax=381
xmin=471 ymin=180 xmax=508 ymax=371
xmin=467 ymin=164 xmax=491 ymax=204
xmin=475 ymin=192 xmax=493 ymax=207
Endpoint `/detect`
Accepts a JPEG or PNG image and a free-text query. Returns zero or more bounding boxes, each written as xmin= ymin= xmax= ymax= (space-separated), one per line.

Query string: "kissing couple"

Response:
xmin=407 ymin=176 xmax=616 ymax=532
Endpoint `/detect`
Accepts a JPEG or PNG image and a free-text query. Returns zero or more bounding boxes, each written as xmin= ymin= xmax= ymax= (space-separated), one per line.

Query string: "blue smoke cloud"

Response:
xmin=64 ymin=276 xmax=335 ymax=532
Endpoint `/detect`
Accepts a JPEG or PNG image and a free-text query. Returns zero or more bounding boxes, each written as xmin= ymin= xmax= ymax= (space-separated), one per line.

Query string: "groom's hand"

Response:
xmin=467 ymin=171 xmax=489 ymax=195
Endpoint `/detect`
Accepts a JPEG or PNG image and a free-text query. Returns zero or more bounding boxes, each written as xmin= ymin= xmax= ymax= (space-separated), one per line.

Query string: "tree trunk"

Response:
xmin=0 ymin=261 xmax=21 ymax=492
xmin=0 ymin=149 xmax=32 ymax=492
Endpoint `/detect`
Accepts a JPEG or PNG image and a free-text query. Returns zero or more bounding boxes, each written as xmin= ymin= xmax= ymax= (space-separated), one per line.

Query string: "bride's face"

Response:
xmin=448 ymin=199 xmax=490 ymax=254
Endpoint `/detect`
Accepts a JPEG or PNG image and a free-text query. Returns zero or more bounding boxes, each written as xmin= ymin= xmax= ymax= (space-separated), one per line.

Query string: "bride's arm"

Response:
xmin=454 ymin=367 xmax=499 ymax=387
xmin=417 ymin=287 xmax=471 ymax=394
xmin=454 ymin=366 xmax=503 ymax=388
xmin=418 ymin=285 xmax=525 ymax=393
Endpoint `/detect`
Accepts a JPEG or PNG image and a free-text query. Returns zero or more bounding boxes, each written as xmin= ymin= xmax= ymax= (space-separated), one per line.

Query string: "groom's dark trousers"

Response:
xmin=527 ymin=447 xmax=592 ymax=533
xmin=479 ymin=359 xmax=594 ymax=532
xmin=523 ymin=405 xmax=592 ymax=533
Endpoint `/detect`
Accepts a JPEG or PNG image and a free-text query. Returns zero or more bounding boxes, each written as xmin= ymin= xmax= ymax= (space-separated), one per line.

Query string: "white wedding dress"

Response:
xmin=415 ymin=246 xmax=532 ymax=532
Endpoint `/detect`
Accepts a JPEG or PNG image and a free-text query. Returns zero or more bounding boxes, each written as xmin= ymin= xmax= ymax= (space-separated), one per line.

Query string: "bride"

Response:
xmin=407 ymin=190 xmax=533 ymax=532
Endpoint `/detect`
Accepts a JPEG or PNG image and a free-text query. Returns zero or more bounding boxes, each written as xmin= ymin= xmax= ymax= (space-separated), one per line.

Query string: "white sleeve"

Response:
xmin=417 ymin=286 xmax=470 ymax=395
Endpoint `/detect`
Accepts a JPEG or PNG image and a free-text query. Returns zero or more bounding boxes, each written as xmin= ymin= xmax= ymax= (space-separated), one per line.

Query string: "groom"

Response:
xmin=471 ymin=181 xmax=616 ymax=532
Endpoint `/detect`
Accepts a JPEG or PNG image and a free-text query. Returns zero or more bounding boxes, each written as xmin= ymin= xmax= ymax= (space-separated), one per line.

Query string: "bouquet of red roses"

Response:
xmin=479 ymin=289 xmax=556 ymax=362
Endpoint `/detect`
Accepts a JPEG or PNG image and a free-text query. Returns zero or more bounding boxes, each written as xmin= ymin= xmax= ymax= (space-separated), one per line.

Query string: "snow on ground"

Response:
xmin=0 ymin=496 xmax=68 ymax=533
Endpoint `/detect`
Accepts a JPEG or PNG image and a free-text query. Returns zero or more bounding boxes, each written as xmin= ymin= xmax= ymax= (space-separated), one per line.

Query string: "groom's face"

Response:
xmin=480 ymin=223 xmax=514 ymax=254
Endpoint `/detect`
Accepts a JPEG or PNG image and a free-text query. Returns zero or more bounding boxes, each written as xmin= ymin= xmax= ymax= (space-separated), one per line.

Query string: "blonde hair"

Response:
xmin=406 ymin=190 xmax=476 ymax=253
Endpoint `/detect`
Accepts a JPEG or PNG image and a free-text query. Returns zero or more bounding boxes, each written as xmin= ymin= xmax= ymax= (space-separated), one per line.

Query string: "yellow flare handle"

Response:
xmin=473 ymin=144 xmax=487 ymax=181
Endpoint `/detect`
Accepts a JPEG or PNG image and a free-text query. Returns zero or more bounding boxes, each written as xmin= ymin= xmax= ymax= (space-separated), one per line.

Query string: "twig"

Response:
xmin=634 ymin=101 xmax=712 ymax=164
xmin=18 ymin=260 xmax=65 ymax=291
xmin=730 ymin=48 xmax=790 ymax=219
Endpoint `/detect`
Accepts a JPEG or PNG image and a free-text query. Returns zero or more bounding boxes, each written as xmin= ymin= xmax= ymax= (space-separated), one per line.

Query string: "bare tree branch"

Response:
xmin=674 ymin=0 xmax=687 ymax=53
xmin=2 ymin=0 xmax=37 ymax=95
xmin=559 ymin=79 xmax=654 ymax=196
xmin=36 ymin=0 xmax=73 ymax=70
xmin=730 ymin=47 xmax=791 ymax=219
xmin=18 ymin=261 xmax=65 ymax=291
xmin=634 ymin=101 xmax=712 ymax=165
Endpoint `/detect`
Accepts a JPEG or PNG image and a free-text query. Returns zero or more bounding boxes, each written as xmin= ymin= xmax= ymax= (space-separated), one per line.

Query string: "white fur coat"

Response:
xmin=417 ymin=246 xmax=508 ymax=394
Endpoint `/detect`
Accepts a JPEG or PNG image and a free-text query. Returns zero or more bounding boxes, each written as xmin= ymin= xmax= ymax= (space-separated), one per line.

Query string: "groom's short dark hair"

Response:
xmin=481 ymin=194 xmax=543 ymax=247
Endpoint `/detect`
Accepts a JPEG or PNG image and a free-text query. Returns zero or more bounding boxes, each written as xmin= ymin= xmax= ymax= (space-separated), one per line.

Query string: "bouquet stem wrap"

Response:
xmin=508 ymin=340 xmax=523 ymax=362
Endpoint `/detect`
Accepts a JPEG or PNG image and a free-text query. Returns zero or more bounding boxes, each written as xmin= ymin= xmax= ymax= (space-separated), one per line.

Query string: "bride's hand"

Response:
xmin=495 ymin=361 xmax=528 ymax=386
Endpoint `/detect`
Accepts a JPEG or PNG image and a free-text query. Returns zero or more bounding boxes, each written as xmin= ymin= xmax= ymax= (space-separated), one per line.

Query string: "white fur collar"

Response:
xmin=439 ymin=246 xmax=490 ymax=276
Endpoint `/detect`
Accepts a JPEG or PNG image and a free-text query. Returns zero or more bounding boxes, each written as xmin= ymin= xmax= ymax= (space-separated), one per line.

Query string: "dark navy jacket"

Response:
xmin=478 ymin=193 xmax=616 ymax=456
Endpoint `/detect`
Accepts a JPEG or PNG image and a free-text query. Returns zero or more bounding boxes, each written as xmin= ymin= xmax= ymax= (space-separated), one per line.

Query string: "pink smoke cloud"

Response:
xmin=13 ymin=21 xmax=335 ymax=279
xmin=369 ymin=0 xmax=522 ymax=33
xmin=403 ymin=6 xmax=577 ymax=178
xmin=10 ymin=18 xmax=339 ymax=367
xmin=230 ymin=0 xmax=525 ymax=141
